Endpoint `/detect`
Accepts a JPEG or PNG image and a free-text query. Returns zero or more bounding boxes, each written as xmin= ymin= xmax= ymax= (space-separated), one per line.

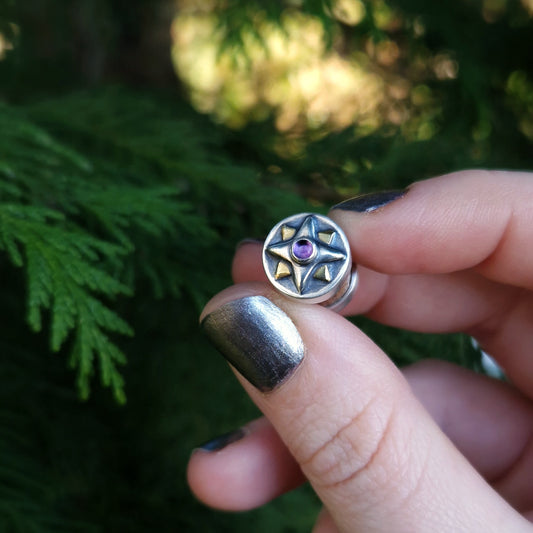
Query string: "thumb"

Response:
xmin=201 ymin=283 xmax=531 ymax=533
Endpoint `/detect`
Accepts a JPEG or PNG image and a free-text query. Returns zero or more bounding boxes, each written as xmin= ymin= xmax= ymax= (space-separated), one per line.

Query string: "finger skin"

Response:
xmin=188 ymin=359 xmax=533 ymax=514
xmin=187 ymin=417 xmax=304 ymax=510
xmin=405 ymin=360 xmax=533 ymax=512
xmin=330 ymin=170 xmax=533 ymax=288
xmin=404 ymin=360 xmax=533 ymax=481
xmin=201 ymin=283 xmax=532 ymax=532
xmin=235 ymin=170 xmax=533 ymax=292
xmin=312 ymin=508 xmax=338 ymax=533
xmin=232 ymin=245 xmax=514 ymax=333
xmin=329 ymin=171 xmax=533 ymax=395
xmin=232 ymin=171 xmax=533 ymax=395
xmin=234 ymin=170 xmax=533 ymax=294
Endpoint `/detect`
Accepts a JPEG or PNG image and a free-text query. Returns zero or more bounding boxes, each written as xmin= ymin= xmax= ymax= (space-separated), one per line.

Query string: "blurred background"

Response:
xmin=0 ymin=0 xmax=532 ymax=530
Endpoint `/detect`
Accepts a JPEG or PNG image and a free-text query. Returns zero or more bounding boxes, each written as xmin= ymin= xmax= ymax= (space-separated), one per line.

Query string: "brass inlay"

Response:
xmin=318 ymin=230 xmax=334 ymax=244
xmin=275 ymin=262 xmax=291 ymax=279
xmin=314 ymin=265 xmax=331 ymax=282
xmin=281 ymin=225 xmax=296 ymax=240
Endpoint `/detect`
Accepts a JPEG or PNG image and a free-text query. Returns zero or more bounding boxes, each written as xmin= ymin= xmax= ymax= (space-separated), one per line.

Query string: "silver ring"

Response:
xmin=262 ymin=213 xmax=357 ymax=312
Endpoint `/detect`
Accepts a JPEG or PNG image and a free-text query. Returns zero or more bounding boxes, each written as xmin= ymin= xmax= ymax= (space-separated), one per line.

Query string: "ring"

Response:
xmin=262 ymin=213 xmax=358 ymax=312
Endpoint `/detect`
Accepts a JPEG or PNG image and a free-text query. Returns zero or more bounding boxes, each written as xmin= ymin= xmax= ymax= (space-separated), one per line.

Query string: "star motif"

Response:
xmin=266 ymin=215 xmax=346 ymax=294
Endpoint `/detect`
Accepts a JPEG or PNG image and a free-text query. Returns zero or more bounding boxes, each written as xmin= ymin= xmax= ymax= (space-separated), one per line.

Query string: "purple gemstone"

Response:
xmin=292 ymin=239 xmax=314 ymax=261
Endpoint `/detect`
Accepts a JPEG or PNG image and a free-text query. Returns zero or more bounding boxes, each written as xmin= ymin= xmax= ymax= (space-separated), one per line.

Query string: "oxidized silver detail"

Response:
xmin=262 ymin=213 xmax=357 ymax=310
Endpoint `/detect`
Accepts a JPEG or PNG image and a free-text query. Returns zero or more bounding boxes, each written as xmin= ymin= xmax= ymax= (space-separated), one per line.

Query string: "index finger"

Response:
xmin=329 ymin=170 xmax=533 ymax=289
xmin=232 ymin=171 xmax=533 ymax=394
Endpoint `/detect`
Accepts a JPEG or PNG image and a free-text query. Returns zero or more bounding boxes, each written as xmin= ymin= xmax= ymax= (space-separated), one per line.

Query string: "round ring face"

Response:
xmin=262 ymin=213 xmax=352 ymax=304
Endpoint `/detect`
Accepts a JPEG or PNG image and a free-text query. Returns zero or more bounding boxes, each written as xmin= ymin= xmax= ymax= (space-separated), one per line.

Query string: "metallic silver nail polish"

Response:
xmin=332 ymin=189 xmax=406 ymax=213
xmin=196 ymin=428 xmax=246 ymax=452
xmin=201 ymin=295 xmax=305 ymax=392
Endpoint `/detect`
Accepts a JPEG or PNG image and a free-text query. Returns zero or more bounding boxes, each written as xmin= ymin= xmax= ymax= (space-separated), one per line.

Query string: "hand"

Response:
xmin=188 ymin=170 xmax=533 ymax=532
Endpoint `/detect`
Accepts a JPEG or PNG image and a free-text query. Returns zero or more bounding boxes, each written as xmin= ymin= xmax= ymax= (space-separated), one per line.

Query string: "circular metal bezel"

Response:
xmin=262 ymin=213 xmax=352 ymax=304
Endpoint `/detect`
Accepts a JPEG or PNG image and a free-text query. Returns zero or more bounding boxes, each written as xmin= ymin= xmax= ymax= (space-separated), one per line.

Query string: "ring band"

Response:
xmin=262 ymin=213 xmax=357 ymax=312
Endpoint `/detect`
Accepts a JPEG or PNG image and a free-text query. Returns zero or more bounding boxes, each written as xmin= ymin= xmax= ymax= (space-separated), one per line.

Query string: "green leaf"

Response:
xmin=0 ymin=203 xmax=131 ymax=401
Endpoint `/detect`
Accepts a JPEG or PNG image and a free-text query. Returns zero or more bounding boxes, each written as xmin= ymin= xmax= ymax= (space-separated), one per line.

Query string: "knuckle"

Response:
xmin=299 ymin=392 xmax=398 ymax=492
xmin=298 ymin=392 xmax=427 ymax=506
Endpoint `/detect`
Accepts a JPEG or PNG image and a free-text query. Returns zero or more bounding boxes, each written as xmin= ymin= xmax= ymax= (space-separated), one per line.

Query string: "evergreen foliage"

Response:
xmin=0 ymin=89 xmax=311 ymax=403
xmin=0 ymin=86 xmax=310 ymax=530
xmin=0 ymin=0 xmax=531 ymax=531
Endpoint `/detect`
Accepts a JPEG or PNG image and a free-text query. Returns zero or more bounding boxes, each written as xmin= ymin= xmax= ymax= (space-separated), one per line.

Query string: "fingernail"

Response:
xmin=236 ymin=238 xmax=264 ymax=251
xmin=332 ymin=190 xmax=406 ymax=213
xmin=196 ymin=428 xmax=246 ymax=452
xmin=201 ymin=295 xmax=305 ymax=392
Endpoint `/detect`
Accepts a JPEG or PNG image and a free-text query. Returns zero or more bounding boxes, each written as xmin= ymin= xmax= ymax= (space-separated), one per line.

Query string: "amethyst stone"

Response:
xmin=292 ymin=239 xmax=314 ymax=261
